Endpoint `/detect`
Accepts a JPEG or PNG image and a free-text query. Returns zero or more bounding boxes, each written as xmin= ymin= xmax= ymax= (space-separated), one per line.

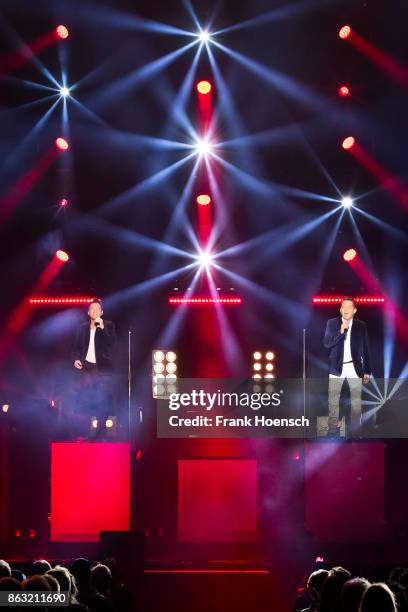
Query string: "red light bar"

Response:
xmin=29 ymin=297 xmax=94 ymax=305
xmin=313 ymin=296 xmax=385 ymax=304
xmin=168 ymin=297 xmax=242 ymax=305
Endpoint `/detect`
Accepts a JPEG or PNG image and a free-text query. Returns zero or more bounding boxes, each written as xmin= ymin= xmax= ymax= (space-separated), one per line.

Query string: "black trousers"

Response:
xmin=75 ymin=361 xmax=115 ymax=418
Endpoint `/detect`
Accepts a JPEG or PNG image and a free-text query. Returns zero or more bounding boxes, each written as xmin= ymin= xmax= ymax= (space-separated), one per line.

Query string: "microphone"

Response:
xmin=95 ymin=321 xmax=100 ymax=327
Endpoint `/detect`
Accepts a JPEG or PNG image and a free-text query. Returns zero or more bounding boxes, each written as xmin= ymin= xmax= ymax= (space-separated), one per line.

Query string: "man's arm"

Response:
xmin=362 ymin=323 xmax=372 ymax=376
xmin=97 ymin=321 xmax=117 ymax=347
xmin=323 ymin=320 xmax=345 ymax=349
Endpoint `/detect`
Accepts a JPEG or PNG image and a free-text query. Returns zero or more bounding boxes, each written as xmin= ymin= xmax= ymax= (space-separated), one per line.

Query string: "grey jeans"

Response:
xmin=328 ymin=363 xmax=362 ymax=434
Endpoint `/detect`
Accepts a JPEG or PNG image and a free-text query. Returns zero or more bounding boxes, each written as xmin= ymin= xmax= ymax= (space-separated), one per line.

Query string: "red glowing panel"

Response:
xmin=338 ymin=85 xmax=350 ymax=97
xmin=305 ymin=442 xmax=384 ymax=541
xmin=196 ymin=194 xmax=211 ymax=206
xmin=313 ymin=296 xmax=385 ymax=304
xmin=55 ymin=249 xmax=69 ymax=262
xmin=196 ymin=80 xmax=212 ymax=95
xmin=168 ymin=297 xmax=242 ymax=305
xmin=339 ymin=25 xmax=352 ymax=39
xmin=28 ymin=297 xmax=93 ymax=304
xmin=342 ymin=136 xmax=355 ymax=150
xmin=178 ymin=459 xmax=257 ymax=542
xmin=343 ymin=248 xmax=357 ymax=262
xmin=56 ymin=25 xmax=69 ymax=39
xmin=55 ymin=137 xmax=69 ymax=150
xmin=51 ymin=442 xmax=130 ymax=542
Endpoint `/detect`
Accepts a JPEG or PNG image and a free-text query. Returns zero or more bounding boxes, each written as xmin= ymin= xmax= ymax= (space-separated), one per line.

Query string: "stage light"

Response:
xmin=152 ymin=350 xmax=178 ymax=398
xmin=197 ymin=80 xmax=212 ymax=95
xmin=56 ymin=25 xmax=69 ymax=39
xmin=339 ymin=25 xmax=352 ymax=39
xmin=29 ymin=297 xmax=93 ymax=304
xmin=56 ymin=249 xmax=69 ymax=262
xmin=195 ymin=138 xmax=212 ymax=156
xmin=14 ymin=529 xmax=22 ymax=538
xmin=55 ymin=137 xmax=69 ymax=151
xmin=313 ymin=296 xmax=385 ymax=304
xmin=197 ymin=251 xmax=214 ymax=268
xmin=1 ymin=404 xmax=9 ymax=413
xmin=196 ymin=194 xmax=211 ymax=206
xmin=28 ymin=529 xmax=37 ymax=539
xmin=251 ymin=351 xmax=276 ymax=379
xmin=197 ymin=30 xmax=211 ymax=43
xmin=59 ymin=86 xmax=70 ymax=97
xmin=343 ymin=248 xmax=357 ymax=262
xmin=91 ymin=417 xmax=98 ymax=429
xmin=342 ymin=196 xmax=353 ymax=208
xmin=168 ymin=297 xmax=242 ymax=305
xmin=338 ymin=85 xmax=350 ymax=97
xmin=342 ymin=136 xmax=355 ymax=150
xmin=59 ymin=198 xmax=68 ymax=207
xmin=105 ymin=418 xmax=114 ymax=429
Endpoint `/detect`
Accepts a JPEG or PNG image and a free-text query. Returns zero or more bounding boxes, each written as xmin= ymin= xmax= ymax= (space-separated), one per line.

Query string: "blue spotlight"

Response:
xmin=59 ymin=86 xmax=70 ymax=97
xmin=342 ymin=196 xmax=353 ymax=208
xmin=197 ymin=250 xmax=214 ymax=268
xmin=197 ymin=30 xmax=211 ymax=43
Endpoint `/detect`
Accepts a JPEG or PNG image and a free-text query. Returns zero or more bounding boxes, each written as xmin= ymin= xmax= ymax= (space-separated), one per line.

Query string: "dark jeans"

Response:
xmin=75 ymin=362 xmax=115 ymax=418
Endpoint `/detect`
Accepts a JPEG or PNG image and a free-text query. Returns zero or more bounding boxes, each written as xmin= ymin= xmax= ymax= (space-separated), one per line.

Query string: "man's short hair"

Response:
xmin=341 ymin=296 xmax=356 ymax=307
xmin=89 ymin=298 xmax=102 ymax=307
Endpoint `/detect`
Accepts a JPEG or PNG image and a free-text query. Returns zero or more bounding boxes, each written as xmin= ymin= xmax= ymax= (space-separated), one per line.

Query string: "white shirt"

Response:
xmin=85 ymin=328 xmax=97 ymax=363
xmin=342 ymin=317 xmax=353 ymax=362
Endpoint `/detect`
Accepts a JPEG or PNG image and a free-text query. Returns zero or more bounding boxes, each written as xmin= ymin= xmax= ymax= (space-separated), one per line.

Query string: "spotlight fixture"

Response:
xmin=55 ymin=249 xmax=69 ymax=262
xmin=343 ymin=248 xmax=357 ymax=262
xmin=55 ymin=137 xmax=69 ymax=151
xmin=197 ymin=80 xmax=212 ymax=95
xmin=196 ymin=194 xmax=211 ymax=206
xmin=341 ymin=196 xmax=353 ymax=208
xmin=251 ymin=351 xmax=275 ymax=380
xmin=342 ymin=136 xmax=355 ymax=150
xmin=91 ymin=417 xmax=98 ymax=429
xmin=197 ymin=251 xmax=214 ymax=268
xmin=56 ymin=25 xmax=69 ymax=39
xmin=195 ymin=138 xmax=212 ymax=156
xmin=197 ymin=30 xmax=211 ymax=43
xmin=338 ymin=25 xmax=352 ymax=39
xmin=152 ymin=350 xmax=178 ymax=398
xmin=59 ymin=198 xmax=68 ymax=207
xmin=59 ymin=86 xmax=70 ymax=97
xmin=1 ymin=404 xmax=9 ymax=413
xmin=338 ymin=85 xmax=350 ymax=97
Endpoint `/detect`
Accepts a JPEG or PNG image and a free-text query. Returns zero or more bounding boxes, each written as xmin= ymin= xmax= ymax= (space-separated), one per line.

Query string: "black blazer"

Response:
xmin=323 ymin=317 xmax=371 ymax=377
xmin=72 ymin=320 xmax=117 ymax=370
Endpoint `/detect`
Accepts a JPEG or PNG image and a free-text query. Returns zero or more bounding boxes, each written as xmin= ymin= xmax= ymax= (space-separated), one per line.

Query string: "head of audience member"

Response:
xmin=341 ymin=577 xmax=370 ymax=612
xmin=399 ymin=571 xmax=408 ymax=591
xmin=360 ymin=583 xmax=397 ymax=612
xmin=389 ymin=567 xmax=407 ymax=583
xmin=387 ymin=581 xmax=408 ymax=612
xmin=29 ymin=560 xmax=52 ymax=576
xmin=0 ymin=561 xmax=11 ymax=579
xmin=43 ymin=574 xmax=60 ymax=592
xmin=22 ymin=576 xmax=51 ymax=612
xmin=11 ymin=569 xmax=26 ymax=582
xmin=307 ymin=568 xmax=329 ymax=604
xmin=90 ymin=564 xmax=112 ymax=597
xmin=319 ymin=566 xmax=351 ymax=612
xmin=70 ymin=558 xmax=91 ymax=591
xmin=0 ymin=577 xmax=23 ymax=591
xmin=47 ymin=567 xmax=78 ymax=603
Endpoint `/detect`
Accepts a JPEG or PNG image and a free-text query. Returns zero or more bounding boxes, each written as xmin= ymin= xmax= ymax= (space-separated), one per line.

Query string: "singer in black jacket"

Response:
xmin=72 ymin=299 xmax=117 ymax=421
xmin=323 ymin=297 xmax=371 ymax=436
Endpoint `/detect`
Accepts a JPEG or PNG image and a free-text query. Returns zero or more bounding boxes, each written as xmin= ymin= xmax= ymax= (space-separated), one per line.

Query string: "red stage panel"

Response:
xmin=51 ymin=442 xmax=130 ymax=542
xmin=178 ymin=459 xmax=257 ymax=543
xmin=305 ymin=442 xmax=384 ymax=542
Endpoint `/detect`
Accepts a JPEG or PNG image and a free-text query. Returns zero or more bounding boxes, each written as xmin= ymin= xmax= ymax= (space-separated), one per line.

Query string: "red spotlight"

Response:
xmin=339 ymin=25 xmax=352 ymax=39
xmin=56 ymin=250 xmax=69 ymax=262
xmin=14 ymin=529 xmax=22 ymax=538
xmin=293 ymin=452 xmax=301 ymax=461
xmin=343 ymin=248 xmax=357 ymax=262
xmin=197 ymin=80 xmax=212 ymax=95
xmin=59 ymin=198 xmax=68 ymax=207
xmin=196 ymin=194 xmax=211 ymax=206
xmin=28 ymin=529 xmax=37 ymax=539
xmin=56 ymin=25 xmax=69 ymax=39
xmin=342 ymin=136 xmax=355 ymax=150
xmin=55 ymin=137 xmax=69 ymax=151
xmin=338 ymin=85 xmax=350 ymax=97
